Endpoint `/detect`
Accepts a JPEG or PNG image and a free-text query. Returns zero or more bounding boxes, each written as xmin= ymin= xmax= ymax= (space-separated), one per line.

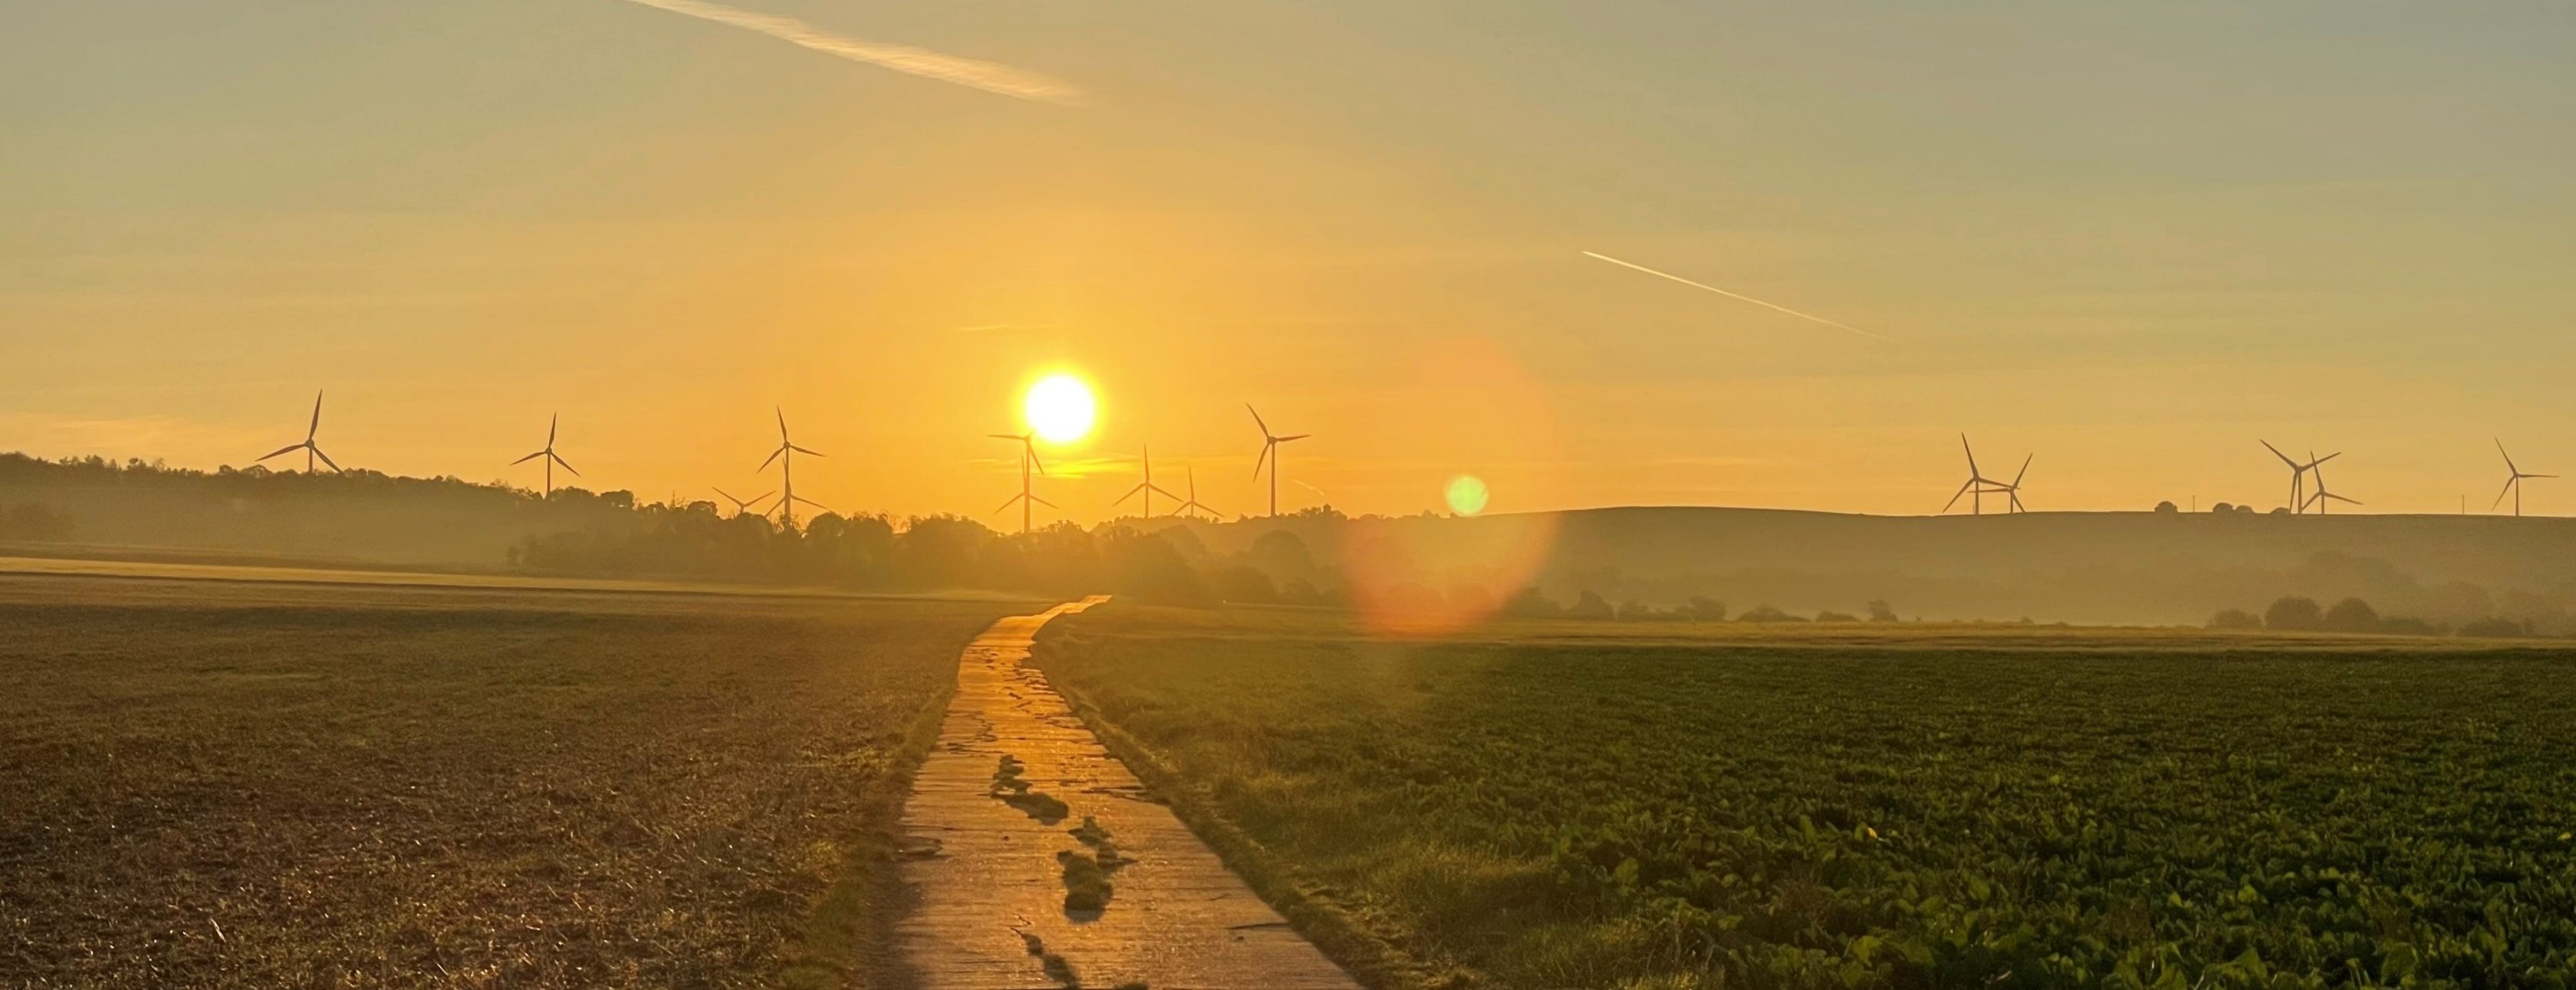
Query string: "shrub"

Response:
xmin=2321 ymin=597 xmax=2381 ymax=633
xmin=1736 ymin=605 xmax=1804 ymax=623
xmin=2459 ymin=616 xmax=2532 ymax=638
xmin=1867 ymin=599 xmax=1899 ymax=622
xmin=1814 ymin=610 xmax=1859 ymax=623
xmin=2265 ymin=597 xmax=2324 ymax=631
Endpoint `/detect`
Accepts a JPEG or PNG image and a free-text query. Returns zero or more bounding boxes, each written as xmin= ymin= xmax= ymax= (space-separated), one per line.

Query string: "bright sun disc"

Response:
xmin=1445 ymin=475 xmax=1490 ymax=516
xmin=1024 ymin=373 xmax=1096 ymax=443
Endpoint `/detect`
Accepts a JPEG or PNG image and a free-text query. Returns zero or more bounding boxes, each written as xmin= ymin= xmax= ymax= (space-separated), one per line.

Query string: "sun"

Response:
xmin=1023 ymin=373 xmax=1096 ymax=444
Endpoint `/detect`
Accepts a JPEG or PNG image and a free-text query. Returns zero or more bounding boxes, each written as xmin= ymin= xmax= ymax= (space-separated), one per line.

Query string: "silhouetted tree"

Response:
xmin=2321 ymin=597 xmax=2381 ymax=633
xmin=1568 ymin=589 xmax=1615 ymax=620
xmin=1866 ymin=599 xmax=1898 ymax=622
xmin=2154 ymin=501 xmax=2178 ymax=514
xmin=2265 ymin=596 xmax=2324 ymax=631
xmin=1501 ymin=587 xmax=1559 ymax=619
xmin=1815 ymin=610 xmax=1859 ymax=623
xmin=1687 ymin=596 xmax=1728 ymax=622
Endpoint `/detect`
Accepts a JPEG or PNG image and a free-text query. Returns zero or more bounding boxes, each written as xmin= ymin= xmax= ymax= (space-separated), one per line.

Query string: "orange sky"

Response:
xmin=5 ymin=2 xmax=2573 ymax=520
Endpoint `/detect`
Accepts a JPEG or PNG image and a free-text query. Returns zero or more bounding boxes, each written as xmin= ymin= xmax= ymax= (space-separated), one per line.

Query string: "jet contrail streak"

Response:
xmin=609 ymin=0 xmax=1083 ymax=105
xmin=1582 ymin=251 xmax=1884 ymax=340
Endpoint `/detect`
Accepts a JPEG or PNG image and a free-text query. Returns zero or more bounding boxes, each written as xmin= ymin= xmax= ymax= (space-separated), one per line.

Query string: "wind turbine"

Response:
xmin=758 ymin=408 xmax=828 ymax=528
xmin=1111 ymin=444 xmax=1181 ymax=520
xmin=991 ymin=432 xmax=1054 ymax=533
xmin=256 ymin=390 xmax=343 ymax=474
xmin=712 ymin=487 xmax=774 ymax=518
xmin=2301 ymin=450 xmax=2359 ymax=514
xmin=1247 ymin=405 xmax=1309 ymax=518
xmin=511 ymin=413 xmax=580 ymax=498
xmin=1170 ymin=465 xmax=1220 ymax=521
xmin=1939 ymin=434 xmax=2026 ymax=515
xmin=2261 ymin=440 xmax=2308 ymax=513
xmin=2492 ymin=439 xmax=2553 ymax=517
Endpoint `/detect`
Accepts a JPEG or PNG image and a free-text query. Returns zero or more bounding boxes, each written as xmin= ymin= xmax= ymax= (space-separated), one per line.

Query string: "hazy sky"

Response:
xmin=7 ymin=1 xmax=2572 ymax=520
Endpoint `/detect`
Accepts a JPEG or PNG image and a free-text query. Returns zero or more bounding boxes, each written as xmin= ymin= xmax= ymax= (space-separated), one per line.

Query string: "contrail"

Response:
xmin=609 ymin=0 xmax=1083 ymax=105
xmin=1582 ymin=251 xmax=1884 ymax=340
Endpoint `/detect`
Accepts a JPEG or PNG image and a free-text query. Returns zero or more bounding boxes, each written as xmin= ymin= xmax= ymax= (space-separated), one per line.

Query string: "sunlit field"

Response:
xmin=0 ymin=574 xmax=1019 ymax=989
xmin=1035 ymin=605 xmax=2576 ymax=990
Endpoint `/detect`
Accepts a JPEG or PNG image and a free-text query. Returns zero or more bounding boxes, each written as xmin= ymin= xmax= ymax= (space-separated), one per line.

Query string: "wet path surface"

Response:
xmin=894 ymin=597 xmax=1359 ymax=990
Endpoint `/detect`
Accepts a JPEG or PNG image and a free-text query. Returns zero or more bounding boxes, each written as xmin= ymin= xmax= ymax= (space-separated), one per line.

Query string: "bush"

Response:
xmin=2459 ymin=616 xmax=2532 ymax=639
xmin=1866 ymin=599 xmax=1899 ymax=622
xmin=1567 ymin=590 xmax=1615 ymax=621
xmin=1736 ymin=605 xmax=1804 ymax=623
xmin=2265 ymin=596 xmax=2324 ymax=631
xmin=2321 ymin=597 xmax=2380 ymax=633
xmin=2154 ymin=501 xmax=2178 ymax=514
xmin=2208 ymin=608 xmax=2263 ymax=630
xmin=1684 ymin=596 xmax=1727 ymax=622
xmin=1813 ymin=610 xmax=1859 ymax=623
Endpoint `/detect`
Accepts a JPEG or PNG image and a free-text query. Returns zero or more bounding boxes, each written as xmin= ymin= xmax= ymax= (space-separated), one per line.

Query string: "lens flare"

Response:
xmin=1445 ymin=475 xmax=1490 ymax=516
xmin=1023 ymin=373 xmax=1096 ymax=443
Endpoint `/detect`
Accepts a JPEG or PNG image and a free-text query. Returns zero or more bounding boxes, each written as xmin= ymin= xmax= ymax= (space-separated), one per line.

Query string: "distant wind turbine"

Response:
xmin=712 ymin=486 xmax=774 ymax=518
xmin=2302 ymin=451 xmax=2360 ymax=514
xmin=511 ymin=413 xmax=580 ymax=498
xmin=990 ymin=432 xmax=1054 ymax=533
xmin=1111 ymin=444 xmax=1181 ymax=520
xmin=256 ymin=390 xmax=343 ymax=474
xmin=758 ymin=409 xmax=828 ymax=528
xmin=1170 ymin=465 xmax=1220 ymax=521
xmin=2492 ymin=439 xmax=2553 ymax=517
xmin=1939 ymin=434 xmax=2027 ymax=515
xmin=1247 ymin=404 xmax=1309 ymax=518
xmin=2260 ymin=440 xmax=2309 ymax=514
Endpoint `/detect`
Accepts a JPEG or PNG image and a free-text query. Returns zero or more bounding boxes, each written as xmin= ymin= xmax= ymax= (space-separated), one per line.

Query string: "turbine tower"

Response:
xmin=511 ymin=413 xmax=580 ymax=498
xmin=1247 ymin=405 xmax=1309 ymax=518
xmin=2492 ymin=439 xmax=2554 ymax=517
xmin=758 ymin=408 xmax=828 ymax=528
xmin=1171 ymin=465 xmax=1220 ymax=521
xmin=712 ymin=487 xmax=774 ymax=518
xmin=256 ymin=390 xmax=343 ymax=474
xmin=2261 ymin=440 xmax=2308 ymax=513
xmin=1112 ymin=444 xmax=1181 ymax=520
xmin=2301 ymin=451 xmax=2359 ymax=515
xmin=1939 ymin=434 xmax=2026 ymax=515
xmin=991 ymin=432 xmax=1054 ymax=533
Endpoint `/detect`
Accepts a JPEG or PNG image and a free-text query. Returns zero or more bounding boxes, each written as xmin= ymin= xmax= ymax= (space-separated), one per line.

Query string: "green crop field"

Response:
xmin=0 ymin=573 xmax=1020 ymax=989
xmin=1036 ymin=605 xmax=2576 ymax=990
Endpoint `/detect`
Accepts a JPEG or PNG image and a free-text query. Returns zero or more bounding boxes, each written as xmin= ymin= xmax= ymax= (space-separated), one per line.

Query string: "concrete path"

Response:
xmin=894 ymin=597 xmax=1359 ymax=990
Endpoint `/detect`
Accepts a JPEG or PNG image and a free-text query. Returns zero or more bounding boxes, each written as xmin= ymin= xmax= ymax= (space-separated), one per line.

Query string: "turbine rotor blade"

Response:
xmin=758 ymin=446 xmax=784 ymax=472
xmin=1149 ymin=483 xmax=1182 ymax=501
xmin=548 ymin=413 xmax=558 ymax=446
xmin=1112 ymin=484 xmax=1145 ymax=507
xmin=2261 ymin=439 xmax=2297 ymax=468
xmin=1246 ymin=404 xmax=1269 ymax=438
xmin=1253 ymin=442 xmax=1271 ymax=479
xmin=2011 ymin=453 xmax=2032 ymax=488
xmin=2494 ymin=479 xmax=2517 ymax=511
xmin=1031 ymin=495 xmax=1059 ymax=509
xmin=311 ymin=447 xmax=343 ymax=472
xmin=309 ymin=390 xmax=324 ymax=439
xmin=512 ymin=451 xmax=547 ymax=465
xmin=994 ymin=493 xmax=1026 ymax=515
xmin=258 ymin=443 xmax=305 ymax=462
xmin=790 ymin=445 xmax=823 ymax=457
xmin=1960 ymin=433 xmax=1978 ymax=477
xmin=1941 ymin=479 xmax=1973 ymax=514
xmin=550 ymin=452 xmax=580 ymax=476
xmin=1278 ymin=434 xmax=1309 ymax=442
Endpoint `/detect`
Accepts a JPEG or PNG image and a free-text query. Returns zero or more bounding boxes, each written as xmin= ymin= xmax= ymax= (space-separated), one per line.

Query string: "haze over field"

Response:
xmin=8 ymin=2 xmax=2575 ymax=519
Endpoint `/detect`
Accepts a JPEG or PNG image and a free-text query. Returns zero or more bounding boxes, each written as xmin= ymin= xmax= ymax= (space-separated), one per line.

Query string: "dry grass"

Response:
xmin=0 ymin=574 xmax=1020 ymax=989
